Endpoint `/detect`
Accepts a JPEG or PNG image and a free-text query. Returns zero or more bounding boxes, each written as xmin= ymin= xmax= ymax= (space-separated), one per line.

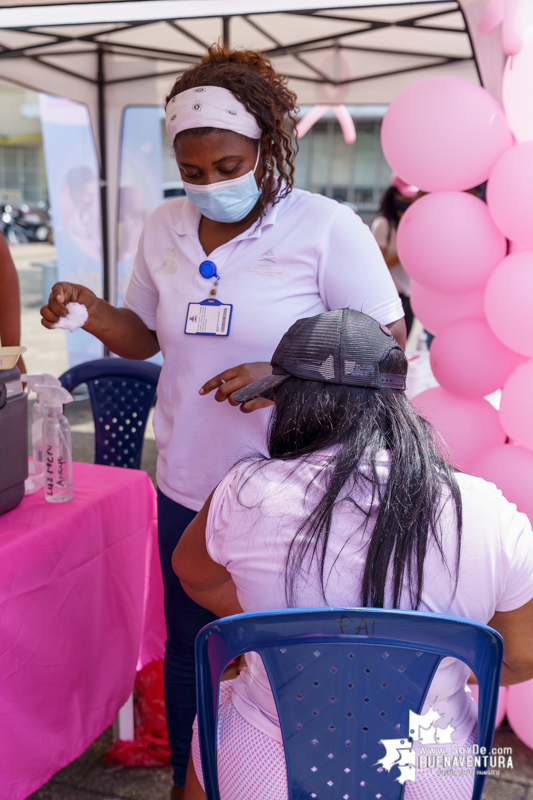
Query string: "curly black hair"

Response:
xmin=165 ymin=43 xmax=298 ymax=220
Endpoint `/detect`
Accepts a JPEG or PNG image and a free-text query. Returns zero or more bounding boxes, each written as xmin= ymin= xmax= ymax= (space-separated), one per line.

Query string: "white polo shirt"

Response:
xmin=123 ymin=189 xmax=403 ymax=510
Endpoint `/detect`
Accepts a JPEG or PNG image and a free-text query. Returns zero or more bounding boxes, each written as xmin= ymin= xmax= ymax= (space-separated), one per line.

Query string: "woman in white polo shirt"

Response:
xmin=40 ymin=44 xmax=405 ymax=798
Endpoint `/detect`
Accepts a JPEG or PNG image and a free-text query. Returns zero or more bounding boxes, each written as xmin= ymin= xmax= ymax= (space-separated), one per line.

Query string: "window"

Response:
xmin=294 ymin=118 xmax=391 ymax=216
xmin=0 ymin=145 xmax=46 ymax=205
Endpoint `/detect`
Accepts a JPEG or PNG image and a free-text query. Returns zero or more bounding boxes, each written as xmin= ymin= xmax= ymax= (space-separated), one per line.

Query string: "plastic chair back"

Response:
xmin=196 ymin=607 xmax=503 ymax=800
xmin=59 ymin=358 xmax=160 ymax=469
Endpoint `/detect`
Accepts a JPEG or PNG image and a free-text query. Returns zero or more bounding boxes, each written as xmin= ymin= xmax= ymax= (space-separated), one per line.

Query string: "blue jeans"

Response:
xmin=157 ymin=489 xmax=217 ymax=787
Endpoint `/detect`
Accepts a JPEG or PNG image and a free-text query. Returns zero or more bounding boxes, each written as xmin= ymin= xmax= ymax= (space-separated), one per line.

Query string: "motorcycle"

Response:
xmin=1 ymin=204 xmax=51 ymax=243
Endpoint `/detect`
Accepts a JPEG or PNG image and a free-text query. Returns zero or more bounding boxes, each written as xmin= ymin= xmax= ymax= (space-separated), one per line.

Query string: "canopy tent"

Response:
xmin=0 ymin=0 xmax=505 ymax=303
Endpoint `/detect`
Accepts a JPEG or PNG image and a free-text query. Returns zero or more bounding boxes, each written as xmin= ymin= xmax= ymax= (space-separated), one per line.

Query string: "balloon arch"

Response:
xmin=378 ymin=33 xmax=533 ymax=543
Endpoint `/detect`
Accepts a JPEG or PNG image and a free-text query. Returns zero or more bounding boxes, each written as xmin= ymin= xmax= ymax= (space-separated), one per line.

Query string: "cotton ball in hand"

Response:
xmin=52 ymin=302 xmax=89 ymax=333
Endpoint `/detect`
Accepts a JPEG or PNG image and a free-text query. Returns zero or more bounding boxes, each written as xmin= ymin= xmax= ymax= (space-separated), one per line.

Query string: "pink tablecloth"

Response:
xmin=0 ymin=462 xmax=166 ymax=800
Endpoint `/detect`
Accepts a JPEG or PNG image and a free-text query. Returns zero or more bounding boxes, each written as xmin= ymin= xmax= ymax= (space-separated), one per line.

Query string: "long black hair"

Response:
xmin=377 ymin=185 xmax=401 ymax=229
xmin=245 ymin=348 xmax=462 ymax=610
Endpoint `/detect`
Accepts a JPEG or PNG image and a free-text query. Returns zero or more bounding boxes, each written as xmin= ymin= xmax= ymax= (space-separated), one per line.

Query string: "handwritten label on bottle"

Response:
xmin=57 ymin=454 xmax=66 ymax=488
xmin=46 ymin=445 xmax=68 ymax=495
xmin=46 ymin=444 xmax=54 ymax=496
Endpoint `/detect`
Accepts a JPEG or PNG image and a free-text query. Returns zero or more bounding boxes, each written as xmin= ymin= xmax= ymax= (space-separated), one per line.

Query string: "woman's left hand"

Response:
xmin=199 ymin=361 xmax=274 ymax=413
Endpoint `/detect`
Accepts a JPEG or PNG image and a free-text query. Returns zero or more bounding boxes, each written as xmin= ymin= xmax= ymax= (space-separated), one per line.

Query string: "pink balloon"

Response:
xmin=487 ymin=142 xmax=533 ymax=247
xmin=484 ymin=251 xmax=533 ymax=357
xmin=470 ymin=444 xmax=533 ymax=522
xmin=507 ymin=679 xmax=533 ymax=750
xmin=500 ymin=359 xmax=533 ymax=450
xmin=503 ymin=26 xmax=533 ymax=141
xmin=478 ymin=0 xmax=504 ymax=36
xmin=410 ymin=283 xmax=485 ymax=336
xmin=430 ymin=318 xmax=517 ymax=398
xmin=509 ymin=240 xmax=530 ymax=253
xmin=412 ymin=387 xmax=506 ymax=470
xmin=469 ymin=685 xmax=507 ymax=729
xmin=397 ymin=192 xmax=507 ymax=293
xmin=502 ymin=0 xmax=527 ymax=56
xmin=381 ymin=76 xmax=513 ymax=192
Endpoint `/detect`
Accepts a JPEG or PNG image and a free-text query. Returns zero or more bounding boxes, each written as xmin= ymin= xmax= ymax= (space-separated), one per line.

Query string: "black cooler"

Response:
xmin=0 ymin=366 xmax=28 ymax=515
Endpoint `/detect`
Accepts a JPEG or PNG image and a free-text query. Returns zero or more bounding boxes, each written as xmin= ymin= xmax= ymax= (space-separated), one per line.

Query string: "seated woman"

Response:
xmin=173 ymin=308 xmax=533 ymax=800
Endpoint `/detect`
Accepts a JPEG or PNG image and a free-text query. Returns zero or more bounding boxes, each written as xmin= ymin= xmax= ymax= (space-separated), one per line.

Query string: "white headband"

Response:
xmin=166 ymin=85 xmax=262 ymax=143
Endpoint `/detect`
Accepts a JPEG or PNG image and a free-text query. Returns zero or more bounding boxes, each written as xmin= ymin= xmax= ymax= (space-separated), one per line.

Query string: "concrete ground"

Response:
xmin=10 ymin=244 xmax=533 ymax=799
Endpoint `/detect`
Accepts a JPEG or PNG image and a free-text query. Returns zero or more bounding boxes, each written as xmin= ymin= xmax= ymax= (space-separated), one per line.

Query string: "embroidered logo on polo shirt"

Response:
xmin=244 ymin=247 xmax=285 ymax=276
xmin=155 ymin=248 xmax=178 ymax=274
xmin=260 ymin=247 xmax=277 ymax=263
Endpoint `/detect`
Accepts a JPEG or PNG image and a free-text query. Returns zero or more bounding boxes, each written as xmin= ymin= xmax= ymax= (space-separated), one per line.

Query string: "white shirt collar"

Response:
xmin=172 ymin=192 xmax=282 ymax=240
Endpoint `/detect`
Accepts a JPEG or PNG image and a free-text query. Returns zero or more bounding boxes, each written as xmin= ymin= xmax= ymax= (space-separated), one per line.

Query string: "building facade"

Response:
xmin=0 ymin=84 xmax=389 ymax=221
xmin=0 ymin=85 xmax=46 ymax=205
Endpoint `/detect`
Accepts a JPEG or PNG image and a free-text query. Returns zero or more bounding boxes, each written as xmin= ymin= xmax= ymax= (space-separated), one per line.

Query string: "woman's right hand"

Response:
xmin=40 ymin=282 xmax=99 ymax=330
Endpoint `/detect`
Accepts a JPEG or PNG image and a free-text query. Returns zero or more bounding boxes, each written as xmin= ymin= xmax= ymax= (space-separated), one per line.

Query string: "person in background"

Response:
xmin=41 ymin=45 xmax=405 ymax=799
xmin=372 ymin=173 xmax=419 ymax=337
xmin=0 ymin=232 xmax=26 ymax=374
xmin=174 ymin=308 xmax=533 ymax=800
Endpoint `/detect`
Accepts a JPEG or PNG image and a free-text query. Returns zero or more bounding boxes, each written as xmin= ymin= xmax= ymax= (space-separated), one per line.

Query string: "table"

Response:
xmin=0 ymin=462 xmax=166 ymax=800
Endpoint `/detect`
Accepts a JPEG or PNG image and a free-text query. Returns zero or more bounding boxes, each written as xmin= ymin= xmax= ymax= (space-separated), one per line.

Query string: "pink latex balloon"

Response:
xmin=412 ymin=387 xmax=506 ymax=470
xmin=507 ymin=679 xmax=533 ymax=750
xmin=469 ymin=685 xmax=507 ymax=729
xmin=484 ymin=251 xmax=533 ymax=358
xmin=502 ymin=0 xmax=527 ymax=56
xmin=487 ymin=143 xmax=533 ymax=247
xmin=509 ymin=240 xmax=530 ymax=253
xmin=397 ymin=192 xmax=507 ymax=293
xmin=479 ymin=0 xmax=504 ymax=35
xmin=410 ymin=283 xmax=485 ymax=336
xmin=430 ymin=318 xmax=517 ymax=398
xmin=500 ymin=359 xmax=533 ymax=450
xmin=381 ymin=76 xmax=513 ymax=192
xmin=503 ymin=26 xmax=533 ymax=142
xmin=470 ymin=444 xmax=533 ymax=521
xmin=479 ymin=0 xmax=528 ymax=55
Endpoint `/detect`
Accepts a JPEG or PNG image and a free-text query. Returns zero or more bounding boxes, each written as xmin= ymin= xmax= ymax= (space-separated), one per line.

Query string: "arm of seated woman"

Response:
xmin=385 ymin=317 xmax=406 ymax=350
xmin=172 ymin=492 xmax=244 ymax=618
xmin=487 ymin=595 xmax=533 ymax=685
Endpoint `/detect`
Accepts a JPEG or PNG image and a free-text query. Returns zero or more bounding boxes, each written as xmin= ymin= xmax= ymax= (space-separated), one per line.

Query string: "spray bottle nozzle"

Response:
xmin=34 ymin=384 xmax=73 ymax=413
xmin=22 ymin=373 xmax=61 ymax=395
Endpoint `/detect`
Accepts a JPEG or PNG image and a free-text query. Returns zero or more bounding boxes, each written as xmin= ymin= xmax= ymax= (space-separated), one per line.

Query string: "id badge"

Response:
xmin=184 ymin=298 xmax=233 ymax=336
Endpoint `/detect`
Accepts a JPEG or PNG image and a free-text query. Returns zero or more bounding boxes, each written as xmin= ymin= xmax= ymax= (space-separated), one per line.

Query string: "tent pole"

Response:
xmin=222 ymin=16 xmax=230 ymax=46
xmin=97 ymin=47 xmax=110 ymax=308
xmin=97 ymin=47 xmax=111 ymax=357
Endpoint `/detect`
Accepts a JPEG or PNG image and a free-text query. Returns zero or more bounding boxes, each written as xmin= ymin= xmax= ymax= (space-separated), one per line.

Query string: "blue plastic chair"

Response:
xmin=196 ymin=607 xmax=503 ymax=800
xmin=59 ymin=358 xmax=161 ymax=469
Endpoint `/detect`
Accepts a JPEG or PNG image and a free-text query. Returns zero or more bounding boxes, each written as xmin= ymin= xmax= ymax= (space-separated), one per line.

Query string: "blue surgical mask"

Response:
xmin=182 ymin=148 xmax=261 ymax=223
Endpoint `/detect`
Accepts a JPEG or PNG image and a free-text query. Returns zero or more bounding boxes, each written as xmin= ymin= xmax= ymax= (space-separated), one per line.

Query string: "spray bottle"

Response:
xmin=40 ymin=385 xmax=74 ymax=503
xmin=21 ymin=373 xmax=61 ymax=467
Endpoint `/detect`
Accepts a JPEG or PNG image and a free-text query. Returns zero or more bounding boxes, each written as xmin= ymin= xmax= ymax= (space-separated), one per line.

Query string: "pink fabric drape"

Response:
xmin=0 ymin=462 xmax=165 ymax=800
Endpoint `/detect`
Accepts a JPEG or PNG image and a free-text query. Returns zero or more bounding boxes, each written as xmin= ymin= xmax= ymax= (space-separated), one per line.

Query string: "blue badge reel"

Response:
xmin=198 ymin=260 xmax=218 ymax=279
xmin=185 ymin=260 xmax=233 ymax=336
